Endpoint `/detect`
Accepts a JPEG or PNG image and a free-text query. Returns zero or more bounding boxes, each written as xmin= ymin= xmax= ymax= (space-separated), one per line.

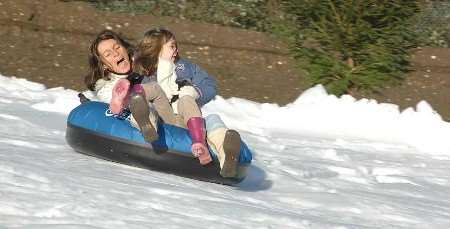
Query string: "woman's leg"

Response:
xmin=177 ymin=96 xmax=212 ymax=165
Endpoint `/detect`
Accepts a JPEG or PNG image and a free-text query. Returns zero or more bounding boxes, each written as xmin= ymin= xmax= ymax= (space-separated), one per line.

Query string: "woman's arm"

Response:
xmin=95 ymin=78 xmax=115 ymax=103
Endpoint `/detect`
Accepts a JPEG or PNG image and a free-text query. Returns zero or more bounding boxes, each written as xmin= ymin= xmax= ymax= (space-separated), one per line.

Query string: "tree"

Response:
xmin=281 ymin=0 xmax=420 ymax=95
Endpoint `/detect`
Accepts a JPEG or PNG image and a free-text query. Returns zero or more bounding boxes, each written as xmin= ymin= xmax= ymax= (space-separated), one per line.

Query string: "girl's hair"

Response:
xmin=84 ymin=30 xmax=133 ymax=91
xmin=133 ymin=27 xmax=178 ymax=76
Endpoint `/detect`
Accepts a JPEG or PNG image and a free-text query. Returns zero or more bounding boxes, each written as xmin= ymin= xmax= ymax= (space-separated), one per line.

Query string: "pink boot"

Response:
xmin=187 ymin=117 xmax=212 ymax=165
xmin=110 ymin=79 xmax=130 ymax=114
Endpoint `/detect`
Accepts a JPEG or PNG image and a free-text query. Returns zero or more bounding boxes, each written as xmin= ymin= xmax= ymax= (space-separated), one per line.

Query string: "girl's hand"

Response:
xmin=160 ymin=39 xmax=178 ymax=62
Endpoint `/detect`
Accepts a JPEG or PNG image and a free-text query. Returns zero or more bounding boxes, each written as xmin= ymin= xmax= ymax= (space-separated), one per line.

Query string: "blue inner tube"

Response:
xmin=66 ymin=101 xmax=252 ymax=185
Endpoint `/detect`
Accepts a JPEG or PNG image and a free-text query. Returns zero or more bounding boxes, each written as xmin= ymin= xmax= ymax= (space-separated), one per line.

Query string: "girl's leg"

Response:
xmin=141 ymin=82 xmax=177 ymax=125
xmin=129 ymin=89 xmax=159 ymax=142
xmin=176 ymin=95 xmax=202 ymax=124
xmin=178 ymin=96 xmax=212 ymax=165
xmin=129 ymin=82 xmax=177 ymax=142
xmin=204 ymin=114 xmax=241 ymax=178
xmin=111 ymin=80 xmax=176 ymax=123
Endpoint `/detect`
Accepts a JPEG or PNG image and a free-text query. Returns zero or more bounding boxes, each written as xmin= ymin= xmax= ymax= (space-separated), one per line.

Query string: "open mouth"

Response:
xmin=116 ymin=57 xmax=125 ymax=65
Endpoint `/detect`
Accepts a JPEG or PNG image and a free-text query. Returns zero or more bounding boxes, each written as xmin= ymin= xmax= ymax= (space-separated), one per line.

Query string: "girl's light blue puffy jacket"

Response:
xmin=174 ymin=58 xmax=217 ymax=106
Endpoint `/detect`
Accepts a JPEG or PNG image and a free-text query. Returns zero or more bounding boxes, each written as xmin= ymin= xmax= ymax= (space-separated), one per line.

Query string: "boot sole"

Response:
xmin=129 ymin=94 xmax=158 ymax=142
xmin=220 ymin=130 xmax=241 ymax=178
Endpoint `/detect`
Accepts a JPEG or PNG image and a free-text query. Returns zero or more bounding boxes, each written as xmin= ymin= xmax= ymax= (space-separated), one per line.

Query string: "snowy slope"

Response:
xmin=1 ymin=74 xmax=450 ymax=229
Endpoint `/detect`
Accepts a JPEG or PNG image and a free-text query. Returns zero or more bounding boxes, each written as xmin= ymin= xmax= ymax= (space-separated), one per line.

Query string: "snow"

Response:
xmin=1 ymin=74 xmax=450 ymax=228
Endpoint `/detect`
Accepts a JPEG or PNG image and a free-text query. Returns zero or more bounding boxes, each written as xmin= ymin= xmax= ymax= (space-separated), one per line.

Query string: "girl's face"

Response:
xmin=97 ymin=39 xmax=131 ymax=74
xmin=160 ymin=38 xmax=178 ymax=62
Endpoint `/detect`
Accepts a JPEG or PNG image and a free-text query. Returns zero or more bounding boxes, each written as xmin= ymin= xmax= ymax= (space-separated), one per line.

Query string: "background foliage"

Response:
xmin=79 ymin=0 xmax=449 ymax=95
xmin=412 ymin=1 xmax=450 ymax=48
xmin=80 ymin=0 xmax=274 ymax=31
xmin=279 ymin=0 xmax=421 ymax=95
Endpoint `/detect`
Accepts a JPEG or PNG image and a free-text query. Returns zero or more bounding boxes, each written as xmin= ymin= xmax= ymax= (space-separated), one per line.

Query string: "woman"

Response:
xmin=84 ymin=30 xmax=172 ymax=142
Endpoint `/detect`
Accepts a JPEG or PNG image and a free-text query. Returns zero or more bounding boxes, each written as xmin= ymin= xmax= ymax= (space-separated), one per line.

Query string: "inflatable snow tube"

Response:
xmin=66 ymin=101 xmax=252 ymax=185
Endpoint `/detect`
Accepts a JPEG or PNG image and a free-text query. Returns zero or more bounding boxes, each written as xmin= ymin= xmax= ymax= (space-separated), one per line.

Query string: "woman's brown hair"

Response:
xmin=133 ymin=28 xmax=178 ymax=76
xmin=84 ymin=30 xmax=133 ymax=91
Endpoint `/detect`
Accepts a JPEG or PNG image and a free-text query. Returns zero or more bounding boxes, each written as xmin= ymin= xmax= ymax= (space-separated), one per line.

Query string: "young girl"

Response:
xmin=132 ymin=28 xmax=242 ymax=176
xmin=132 ymin=28 xmax=217 ymax=165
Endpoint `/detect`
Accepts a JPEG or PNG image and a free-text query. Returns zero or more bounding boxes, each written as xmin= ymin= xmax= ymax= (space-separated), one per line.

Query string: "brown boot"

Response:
xmin=220 ymin=130 xmax=241 ymax=177
xmin=207 ymin=128 xmax=241 ymax=178
xmin=129 ymin=88 xmax=158 ymax=142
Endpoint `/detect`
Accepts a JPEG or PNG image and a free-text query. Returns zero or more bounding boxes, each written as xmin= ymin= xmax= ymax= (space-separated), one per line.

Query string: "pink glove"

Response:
xmin=109 ymin=79 xmax=130 ymax=114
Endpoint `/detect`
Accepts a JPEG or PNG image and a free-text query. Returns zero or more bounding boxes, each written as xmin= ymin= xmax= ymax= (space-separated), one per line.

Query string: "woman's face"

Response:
xmin=97 ymin=39 xmax=131 ymax=74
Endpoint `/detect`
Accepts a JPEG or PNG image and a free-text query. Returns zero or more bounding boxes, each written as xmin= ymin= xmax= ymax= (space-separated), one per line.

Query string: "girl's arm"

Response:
xmin=177 ymin=59 xmax=217 ymax=106
xmin=157 ymin=58 xmax=179 ymax=99
xmin=191 ymin=63 xmax=217 ymax=106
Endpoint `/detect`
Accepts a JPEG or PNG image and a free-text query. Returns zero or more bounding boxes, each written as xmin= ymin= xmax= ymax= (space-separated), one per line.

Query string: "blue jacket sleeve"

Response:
xmin=176 ymin=58 xmax=217 ymax=106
